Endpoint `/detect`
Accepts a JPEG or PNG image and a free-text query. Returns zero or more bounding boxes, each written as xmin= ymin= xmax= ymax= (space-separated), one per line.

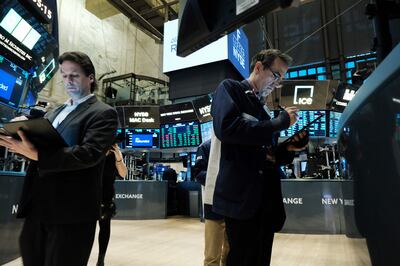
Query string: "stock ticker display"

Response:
xmin=329 ymin=111 xmax=342 ymax=137
xmin=280 ymin=110 xmax=327 ymax=137
xmin=200 ymin=121 xmax=213 ymax=142
xmin=161 ymin=121 xmax=201 ymax=148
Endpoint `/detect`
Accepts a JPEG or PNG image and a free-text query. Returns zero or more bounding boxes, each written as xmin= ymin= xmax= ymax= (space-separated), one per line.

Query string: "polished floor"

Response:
xmin=4 ymin=217 xmax=371 ymax=266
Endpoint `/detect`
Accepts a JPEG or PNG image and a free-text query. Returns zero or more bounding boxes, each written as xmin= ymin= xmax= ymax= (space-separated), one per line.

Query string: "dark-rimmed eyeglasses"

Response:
xmin=270 ymin=70 xmax=281 ymax=81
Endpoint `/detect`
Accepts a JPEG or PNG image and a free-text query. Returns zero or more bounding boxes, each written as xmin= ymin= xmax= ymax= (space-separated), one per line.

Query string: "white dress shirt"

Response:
xmin=52 ymin=94 xmax=95 ymax=128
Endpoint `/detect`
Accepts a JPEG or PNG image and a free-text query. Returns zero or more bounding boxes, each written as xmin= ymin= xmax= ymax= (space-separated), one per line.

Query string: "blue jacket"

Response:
xmin=211 ymin=79 xmax=294 ymax=230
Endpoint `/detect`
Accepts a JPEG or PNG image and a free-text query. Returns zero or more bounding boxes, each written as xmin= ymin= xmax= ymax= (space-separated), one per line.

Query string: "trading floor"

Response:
xmin=4 ymin=217 xmax=370 ymax=266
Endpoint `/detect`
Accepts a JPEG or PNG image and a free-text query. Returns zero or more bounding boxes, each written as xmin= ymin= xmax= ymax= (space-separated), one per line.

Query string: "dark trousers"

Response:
xmin=225 ymin=213 xmax=274 ymax=266
xmin=19 ymin=217 xmax=96 ymax=266
xmin=98 ymin=218 xmax=111 ymax=255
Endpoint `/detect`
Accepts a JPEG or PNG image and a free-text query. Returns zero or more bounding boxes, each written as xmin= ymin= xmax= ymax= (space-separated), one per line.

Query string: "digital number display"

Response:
xmin=200 ymin=121 xmax=213 ymax=142
xmin=26 ymin=0 xmax=53 ymax=23
xmin=280 ymin=110 xmax=326 ymax=137
xmin=161 ymin=121 xmax=201 ymax=148
xmin=329 ymin=111 xmax=342 ymax=138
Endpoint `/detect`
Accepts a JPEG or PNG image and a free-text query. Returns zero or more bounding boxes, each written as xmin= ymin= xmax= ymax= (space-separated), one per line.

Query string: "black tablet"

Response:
xmin=282 ymin=113 xmax=325 ymax=144
xmin=2 ymin=118 xmax=67 ymax=148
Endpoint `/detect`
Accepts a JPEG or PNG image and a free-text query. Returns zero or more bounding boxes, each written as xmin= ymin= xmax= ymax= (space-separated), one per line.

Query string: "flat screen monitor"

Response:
xmin=116 ymin=128 xmax=125 ymax=149
xmin=125 ymin=128 xmax=160 ymax=149
xmin=0 ymin=4 xmax=59 ymax=72
xmin=177 ymin=0 xmax=292 ymax=56
xmin=329 ymin=111 xmax=342 ymax=138
xmin=160 ymin=121 xmax=201 ymax=148
xmin=280 ymin=110 xmax=326 ymax=137
xmin=200 ymin=121 xmax=213 ymax=142
xmin=190 ymin=153 xmax=197 ymax=166
xmin=22 ymin=90 xmax=37 ymax=107
xmin=0 ymin=55 xmax=29 ymax=109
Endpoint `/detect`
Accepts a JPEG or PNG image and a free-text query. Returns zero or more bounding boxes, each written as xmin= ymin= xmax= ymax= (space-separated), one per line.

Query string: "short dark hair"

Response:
xmin=250 ymin=49 xmax=293 ymax=73
xmin=58 ymin=51 xmax=97 ymax=93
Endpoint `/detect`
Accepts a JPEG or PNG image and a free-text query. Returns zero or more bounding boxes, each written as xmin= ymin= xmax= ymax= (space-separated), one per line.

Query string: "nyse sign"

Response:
xmin=293 ymin=85 xmax=314 ymax=105
xmin=198 ymin=104 xmax=211 ymax=116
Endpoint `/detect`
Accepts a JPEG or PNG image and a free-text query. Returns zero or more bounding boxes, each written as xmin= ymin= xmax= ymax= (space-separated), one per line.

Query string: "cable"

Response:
xmin=258 ymin=16 xmax=274 ymax=49
xmin=285 ymin=0 xmax=367 ymax=54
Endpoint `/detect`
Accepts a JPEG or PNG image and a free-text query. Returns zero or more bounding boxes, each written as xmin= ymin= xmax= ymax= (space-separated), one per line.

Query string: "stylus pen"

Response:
xmin=278 ymin=105 xmax=285 ymax=111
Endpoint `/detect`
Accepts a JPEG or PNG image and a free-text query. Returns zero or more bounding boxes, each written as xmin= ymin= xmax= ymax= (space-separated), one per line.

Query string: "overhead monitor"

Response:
xmin=18 ymin=0 xmax=55 ymax=24
xmin=163 ymin=19 xmax=228 ymax=73
xmin=192 ymin=94 xmax=212 ymax=123
xmin=116 ymin=128 xmax=125 ymax=149
xmin=164 ymin=19 xmax=249 ymax=78
xmin=160 ymin=121 xmax=201 ymax=148
xmin=0 ymin=55 xmax=29 ymax=109
xmin=280 ymin=110 xmax=326 ymax=137
xmin=177 ymin=0 xmax=294 ymax=56
xmin=331 ymin=83 xmax=359 ymax=112
xmin=200 ymin=120 xmax=213 ymax=142
xmin=0 ymin=2 xmax=59 ymax=86
xmin=159 ymin=102 xmax=197 ymax=124
xmin=122 ymin=106 xmax=160 ymax=129
xmin=124 ymin=128 xmax=160 ymax=149
xmin=329 ymin=111 xmax=342 ymax=138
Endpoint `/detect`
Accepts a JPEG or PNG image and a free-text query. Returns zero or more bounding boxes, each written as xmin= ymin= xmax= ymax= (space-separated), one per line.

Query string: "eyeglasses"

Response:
xmin=270 ymin=70 xmax=282 ymax=81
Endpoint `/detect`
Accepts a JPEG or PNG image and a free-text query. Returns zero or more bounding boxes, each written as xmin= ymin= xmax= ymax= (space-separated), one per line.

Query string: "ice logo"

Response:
xmin=293 ymin=85 xmax=314 ymax=105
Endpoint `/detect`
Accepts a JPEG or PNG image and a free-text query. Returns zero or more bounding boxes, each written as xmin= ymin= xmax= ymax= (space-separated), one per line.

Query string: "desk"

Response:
xmin=0 ymin=172 xmax=24 ymax=265
xmin=281 ymin=179 xmax=359 ymax=235
xmin=114 ymin=180 xmax=168 ymax=219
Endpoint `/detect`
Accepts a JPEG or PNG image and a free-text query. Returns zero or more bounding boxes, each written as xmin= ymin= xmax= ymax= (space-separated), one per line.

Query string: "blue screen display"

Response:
xmin=0 ymin=55 xmax=28 ymax=108
xmin=0 ymin=68 xmax=16 ymax=100
xmin=329 ymin=111 xmax=342 ymax=137
xmin=125 ymin=128 xmax=160 ymax=149
xmin=200 ymin=121 xmax=213 ymax=142
xmin=23 ymin=90 xmax=37 ymax=107
xmin=131 ymin=134 xmax=153 ymax=147
xmin=280 ymin=110 xmax=326 ymax=137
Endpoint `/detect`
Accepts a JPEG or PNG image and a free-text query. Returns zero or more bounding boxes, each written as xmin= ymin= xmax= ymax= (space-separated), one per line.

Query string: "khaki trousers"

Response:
xmin=204 ymin=219 xmax=229 ymax=266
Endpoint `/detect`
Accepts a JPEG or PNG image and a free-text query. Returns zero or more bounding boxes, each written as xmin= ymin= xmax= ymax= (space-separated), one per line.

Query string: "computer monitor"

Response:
xmin=125 ymin=128 xmax=160 ymax=149
xmin=0 ymin=55 xmax=29 ymax=109
xmin=116 ymin=128 xmax=126 ymax=149
xmin=329 ymin=111 xmax=342 ymax=138
xmin=280 ymin=110 xmax=326 ymax=137
xmin=177 ymin=0 xmax=294 ymax=56
xmin=0 ymin=4 xmax=59 ymax=73
xmin=160 ymin=121 xmax=201 ymax=148
xmin=200 ymin=120 xmax=213 ymax=142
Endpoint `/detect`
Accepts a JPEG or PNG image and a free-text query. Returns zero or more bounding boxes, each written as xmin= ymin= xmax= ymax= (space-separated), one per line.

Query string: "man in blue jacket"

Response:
xmin=211 ymin=49 xmax=308 ymax=266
